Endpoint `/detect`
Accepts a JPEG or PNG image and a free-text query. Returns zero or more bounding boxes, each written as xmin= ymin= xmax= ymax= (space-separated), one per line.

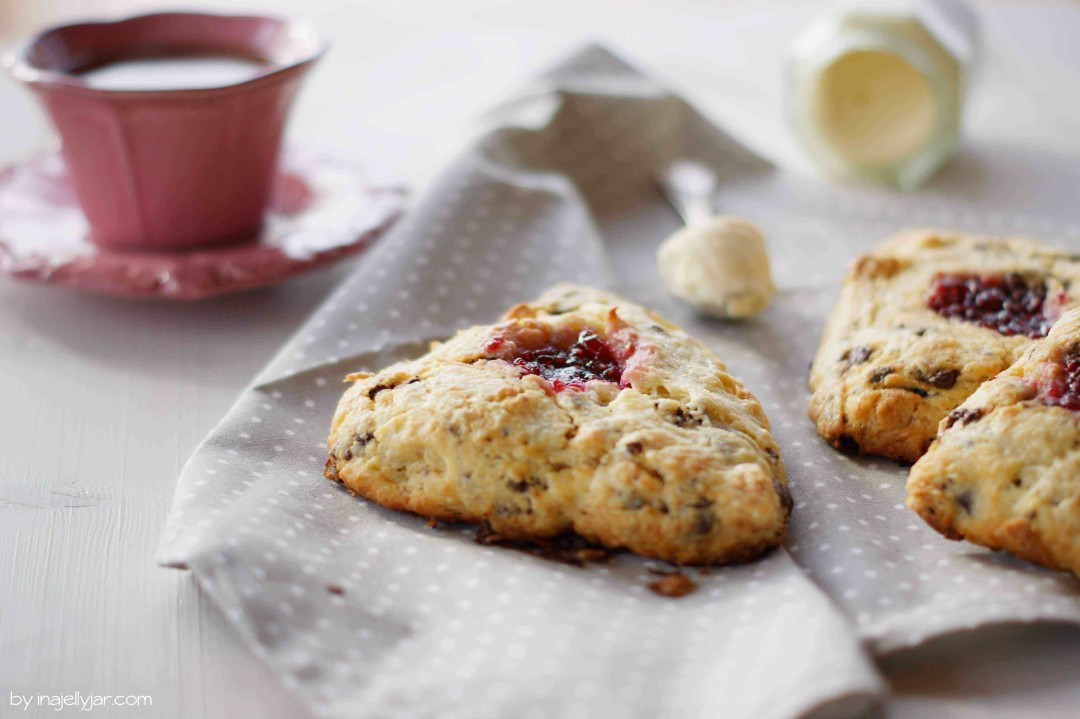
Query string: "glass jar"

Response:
xmin=787 ymin=0 xmax=979 ymax=190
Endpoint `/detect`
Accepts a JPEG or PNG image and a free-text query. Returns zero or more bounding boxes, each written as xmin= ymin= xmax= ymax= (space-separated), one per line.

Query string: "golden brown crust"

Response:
xmin=326 ymin=284 xmax=790 ymax=565
xmin=907 ymin=307 xmax=1080 ymax=576
xmin=808 ymin=229 xmax=1080 ymax=462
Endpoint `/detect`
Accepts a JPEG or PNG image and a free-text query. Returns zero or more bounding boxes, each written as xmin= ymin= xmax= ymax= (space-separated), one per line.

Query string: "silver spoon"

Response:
xmin=653 ymin=160 xmax=776 ymax=319
xmin=656 ymin=159 xmax=719 ymax=227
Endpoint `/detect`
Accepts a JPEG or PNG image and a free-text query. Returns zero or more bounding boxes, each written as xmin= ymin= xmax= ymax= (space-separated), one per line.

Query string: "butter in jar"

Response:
xmin=787 ymin=0 xmax=979 ymax=190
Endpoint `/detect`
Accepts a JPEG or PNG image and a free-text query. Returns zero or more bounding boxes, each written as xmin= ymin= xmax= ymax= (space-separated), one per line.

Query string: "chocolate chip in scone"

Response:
xmin=648 ymin=573 xmax=697 ymax=598
xmin=626 ymin=441 xmax=644 ymax=456
xmin=507 ymin=476 xmax=548 ymax=493
xmin=924 ymin=368 xmax=960 ymax=389
xmin=901 ymin=387 xmax=930 ymax=397
xmin=694 ymin=513 xmax=716 ymax=535
xmin=671 ymin=407 xmax=704 ymax=427
xmin=915 ymin=367 xmax=960 ymax=389
xmin=842 ymin=346 xmax=873 ymax=367
xmin=493 ymin=502 xmax=523 ymax=518
xmin=474 ymin=523 xmax=503 ymax=545
xmin=836 ymin=434 xmax=861 ymax=455
xmin=366 ymin=378 xmax=420 ymax=400
xmin=945 ymin=407 xmax=984 ymax=430
xmin=347 ymin=432 xmax=374 ymax=458
xmin=367 ymin=380 xmax=393 ymax=397
xmin=869 ymin=366 xmax=894 ymax=384
xmin=773 ymin=478 xmax=793 ymax=515
xmin=956 ymin=491 xmax=974 ymax=514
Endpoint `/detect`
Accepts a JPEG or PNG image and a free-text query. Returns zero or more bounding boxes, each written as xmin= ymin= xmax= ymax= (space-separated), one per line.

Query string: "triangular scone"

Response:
xmin=326 ymin=284 xmax=790 ymax=565
xmin=908 ymin=307 xmax=1080 ymax=576
xmin=809 ymin=230 xmax=1080 ymax=463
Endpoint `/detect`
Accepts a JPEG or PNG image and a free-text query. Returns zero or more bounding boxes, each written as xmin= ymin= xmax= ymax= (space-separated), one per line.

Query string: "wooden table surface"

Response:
xmin=3 ymin=1 xmax=1080 ymax=716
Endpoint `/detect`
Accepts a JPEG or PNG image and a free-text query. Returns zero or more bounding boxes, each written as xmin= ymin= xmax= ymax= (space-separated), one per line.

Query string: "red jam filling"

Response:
xmin=927 ymin=273 xmax=1062 ymax=339
xmin=500 ymin=330 xmax=624 ymax=392
xmin=1036 ymin=349 xmax=1080 ymax=412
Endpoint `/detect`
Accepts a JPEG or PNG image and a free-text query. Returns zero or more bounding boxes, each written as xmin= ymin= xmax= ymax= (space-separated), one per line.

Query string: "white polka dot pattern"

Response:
xmin=160 ymin=355 xmax=881 ymax=718
xmin=704 ymin=179 xmax=1080 ymax=652
xmin=159 ymin=44 xmax=1080 ymax=718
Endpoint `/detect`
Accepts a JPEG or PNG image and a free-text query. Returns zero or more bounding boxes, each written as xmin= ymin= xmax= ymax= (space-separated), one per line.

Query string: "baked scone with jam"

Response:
xmin=808 ymin=230 xmax=1080 ymax=463
xmin=326 ymin=284 xmax=790 ymax=565
xmin=908 ymin=307 xmax=1080 ymax=576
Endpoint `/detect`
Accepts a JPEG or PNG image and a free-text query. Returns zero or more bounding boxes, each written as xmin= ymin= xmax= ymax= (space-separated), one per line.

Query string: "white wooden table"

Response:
xmin=3 ymin=1 xmax=1080 ymax=716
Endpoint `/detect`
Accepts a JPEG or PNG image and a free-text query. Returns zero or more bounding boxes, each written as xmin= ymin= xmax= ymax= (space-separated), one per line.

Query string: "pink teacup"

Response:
xmin=6 ymin=12 xmax=327 ymax=251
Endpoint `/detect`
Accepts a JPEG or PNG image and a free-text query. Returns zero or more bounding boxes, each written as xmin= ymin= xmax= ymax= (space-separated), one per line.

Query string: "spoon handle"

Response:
xmin=656 ymin=159 xmax=718 ymax=227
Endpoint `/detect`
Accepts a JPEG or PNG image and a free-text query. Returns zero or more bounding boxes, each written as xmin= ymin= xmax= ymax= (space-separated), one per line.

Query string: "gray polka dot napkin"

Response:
xmin=159 ymin=45 xmax=1080 ymax=718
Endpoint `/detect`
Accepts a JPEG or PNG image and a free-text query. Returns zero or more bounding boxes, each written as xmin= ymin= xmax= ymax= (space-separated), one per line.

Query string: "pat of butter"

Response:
xmin=656 ymin=216 xmax=776 ymax=320
xmin=788 ymin=0 xmax=979 ymax=189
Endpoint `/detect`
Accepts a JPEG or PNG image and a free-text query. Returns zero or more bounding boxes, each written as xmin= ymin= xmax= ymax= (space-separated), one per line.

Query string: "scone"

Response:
xmin=907 ymin=307 xmax=1080 ymax=576
xmin=808 ymin=230 xmax=1080 ymax=463
xmin=326 ymin=284 xmax=790 ymax=565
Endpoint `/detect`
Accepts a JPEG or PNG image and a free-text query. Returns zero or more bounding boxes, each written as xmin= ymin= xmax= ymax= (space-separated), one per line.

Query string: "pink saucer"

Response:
xmin=0 ymin=150 xmax=405 ymax=299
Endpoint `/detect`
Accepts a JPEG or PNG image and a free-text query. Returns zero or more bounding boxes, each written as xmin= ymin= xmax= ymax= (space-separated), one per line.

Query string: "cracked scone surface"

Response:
xmin=326 ymin=284 xmax=790 ymax=565
xmin=907 ymin=308 xmax=1080 ymax=577
xmin=808 ymin=230 xmax=1080 ymax=463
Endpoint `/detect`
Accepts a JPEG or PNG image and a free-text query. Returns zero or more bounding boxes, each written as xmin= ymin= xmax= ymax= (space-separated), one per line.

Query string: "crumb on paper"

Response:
xmin=648 ymin=573 xmax=697 ymax=597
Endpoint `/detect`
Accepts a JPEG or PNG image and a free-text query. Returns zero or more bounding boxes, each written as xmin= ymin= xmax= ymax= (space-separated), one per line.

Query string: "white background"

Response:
xmin=2 ymin=0 xmax=1080 ymax=716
